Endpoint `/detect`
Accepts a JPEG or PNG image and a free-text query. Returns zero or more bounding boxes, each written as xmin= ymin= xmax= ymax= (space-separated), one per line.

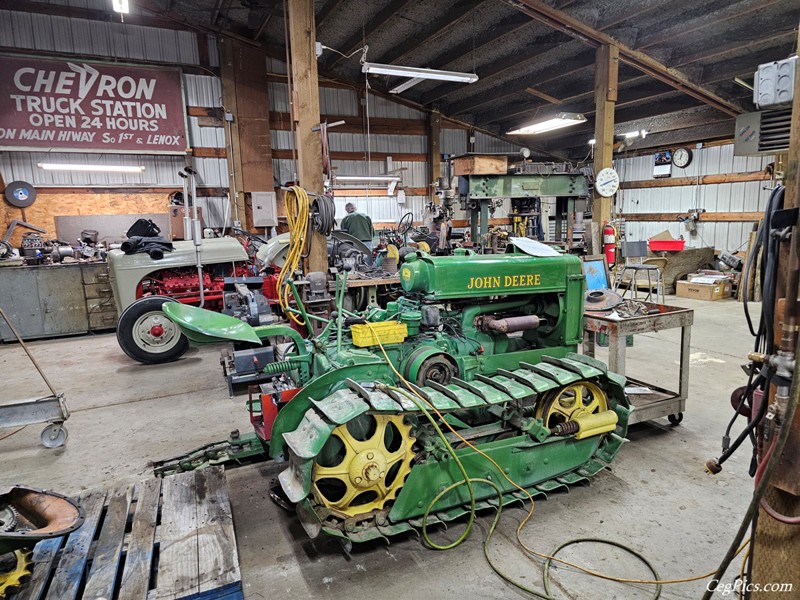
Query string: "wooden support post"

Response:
xmin=751 ymin=27 xmax=800 ymax=600
xmin=219 ymin=40 xmax=274 ymax=232
xmin=427 ymin=110 xmax=441 ymax=203
xmin=219 ymin=38 xmax=247 ymax=229
xmin=592 ymin=44 xmax=618 ymax=228
xmin=287 ymin=0 xmax=327 ymax=272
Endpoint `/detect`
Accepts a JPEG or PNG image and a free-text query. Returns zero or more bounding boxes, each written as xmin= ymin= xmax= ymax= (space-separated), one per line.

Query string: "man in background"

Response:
xmin=341 ymin=202 xmax=375 ymax=264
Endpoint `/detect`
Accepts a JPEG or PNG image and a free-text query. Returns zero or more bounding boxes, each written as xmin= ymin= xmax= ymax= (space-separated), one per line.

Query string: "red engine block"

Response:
xmin=137 ymin=265 xmax=280 ymax=310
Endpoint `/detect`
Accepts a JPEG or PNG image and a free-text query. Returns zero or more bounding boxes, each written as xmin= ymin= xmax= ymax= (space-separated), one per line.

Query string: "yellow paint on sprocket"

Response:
xmin=311 ymin=414 xmax=414 ymax=517
xmin=0 ymin=550 xmax=32 ymax=598
xmin=536 ymin=380 xmax=608 ymax=428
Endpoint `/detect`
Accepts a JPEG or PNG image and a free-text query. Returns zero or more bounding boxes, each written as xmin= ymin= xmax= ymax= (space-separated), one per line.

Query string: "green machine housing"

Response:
xmin=163 ymin=245 xmax=630 ymax=548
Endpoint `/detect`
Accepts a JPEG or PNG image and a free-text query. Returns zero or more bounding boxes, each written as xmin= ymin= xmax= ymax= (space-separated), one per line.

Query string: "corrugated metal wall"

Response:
xmin=0 ymin=3 xmax=228 ymax=192
xmin=617 ymin=144 xmax=774 ymax=252
xmin=1 ymin=9 xmax=521 ymax=229
xmin=0 ymin=9 xmax=203 ymax=65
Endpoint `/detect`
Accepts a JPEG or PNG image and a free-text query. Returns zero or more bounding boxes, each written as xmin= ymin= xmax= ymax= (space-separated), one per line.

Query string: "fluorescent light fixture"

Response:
xmin=335 ymin=175 xmax=401 ymax=183
xmin=112 ymin=0 xmax=129 ymax=14
xmin=507 ymin=112 xmax=586 ymax=135
xmin=623 ymin=129 xmax=648 ymax=139
xmin=389 ymin=77 xmax=426 ymax=94
xmin=38 ymin=163 xmax=145 ymax=173
xmin=362 ymin=62 xmax=478 ymax=84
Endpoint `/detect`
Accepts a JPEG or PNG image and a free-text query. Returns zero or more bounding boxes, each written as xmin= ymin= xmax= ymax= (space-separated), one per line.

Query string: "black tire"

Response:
xmin=116 ymin=296 xmax=189 ymax=364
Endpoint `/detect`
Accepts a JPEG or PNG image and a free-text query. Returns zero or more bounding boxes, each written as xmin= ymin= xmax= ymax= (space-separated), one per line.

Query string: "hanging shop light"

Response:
xmin=38 ymin=163 xmax=145 ymax=173
xmin=507 ymin=112 xmax=587 ymax=135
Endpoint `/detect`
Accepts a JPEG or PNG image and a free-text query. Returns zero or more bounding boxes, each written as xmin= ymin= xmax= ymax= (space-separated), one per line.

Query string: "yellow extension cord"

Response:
xmin=279 ymin=186 xmax=310 ymax=327
xmin=362 ymin=321 xmax=750 ymax=594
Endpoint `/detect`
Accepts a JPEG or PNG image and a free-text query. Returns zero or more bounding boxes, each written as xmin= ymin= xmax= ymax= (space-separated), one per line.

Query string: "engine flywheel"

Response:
xmin=0 ymin=550 xmax=32 ymax=598
xmin=536 ymin=380 xmax=609 ymax=429
xmin=311 ymin=414 xmax=414 ymax=517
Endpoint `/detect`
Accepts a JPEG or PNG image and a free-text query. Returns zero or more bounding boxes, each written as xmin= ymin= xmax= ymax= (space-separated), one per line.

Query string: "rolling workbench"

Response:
xmin=583 ymin=302 xmax=694 ymax=425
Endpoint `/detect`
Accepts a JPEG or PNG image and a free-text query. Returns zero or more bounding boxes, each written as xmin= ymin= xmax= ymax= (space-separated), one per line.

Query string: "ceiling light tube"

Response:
xmin=335 ymin=175 xmax=401 ymax=182
xmin=389 ymin=77 xmax=426 ymax=94
xmin=622 ymin=129 xmax=648 ymax=139
xmin=507 ymin=112 xmax=586 ymax=135
xmin=38 ymin=163 xmax=145 ymax=173
xmin=362 ymin=62 xmax=478 ymax=84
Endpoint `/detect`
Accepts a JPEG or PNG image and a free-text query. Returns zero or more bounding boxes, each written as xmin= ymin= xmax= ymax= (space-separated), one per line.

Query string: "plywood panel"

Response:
xmin=1 ymin=193 xmax=169 ymax=246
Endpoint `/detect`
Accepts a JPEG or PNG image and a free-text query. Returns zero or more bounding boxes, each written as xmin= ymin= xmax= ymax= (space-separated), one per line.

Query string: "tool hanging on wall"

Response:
xmin=3 ymin=182 xmax=37 ymax=209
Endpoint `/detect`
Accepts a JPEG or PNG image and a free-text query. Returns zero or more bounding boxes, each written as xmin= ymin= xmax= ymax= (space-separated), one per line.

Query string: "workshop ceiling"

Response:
xmin=149 ymin=0 xmax=798 ymax=160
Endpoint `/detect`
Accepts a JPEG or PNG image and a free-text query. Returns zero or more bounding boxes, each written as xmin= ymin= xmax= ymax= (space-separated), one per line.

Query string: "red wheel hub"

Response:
xmin=150 ymin=324 xmax=165 ymax=338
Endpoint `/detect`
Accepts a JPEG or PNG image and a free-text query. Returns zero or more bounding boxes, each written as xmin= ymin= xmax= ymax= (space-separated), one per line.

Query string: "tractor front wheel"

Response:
xmin=116 ymin=296 xmax=189 ymax=364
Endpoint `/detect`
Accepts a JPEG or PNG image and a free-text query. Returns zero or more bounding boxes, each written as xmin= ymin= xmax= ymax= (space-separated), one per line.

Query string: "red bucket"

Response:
xmin=648 ymin=239 xmax=685 ymax=251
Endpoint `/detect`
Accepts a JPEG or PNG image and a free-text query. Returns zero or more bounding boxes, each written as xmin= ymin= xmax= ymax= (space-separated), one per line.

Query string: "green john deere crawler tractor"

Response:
xmin=164 ymin=245 xmax=631 ymax=547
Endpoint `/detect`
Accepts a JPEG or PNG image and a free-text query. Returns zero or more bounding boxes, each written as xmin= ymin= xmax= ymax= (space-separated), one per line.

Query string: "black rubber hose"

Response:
xmin=701 ymin=341 xmax=800 ymax=600
xmin=743 ymin=185 xmax=784 ymax=339
xmin=716 ymin=373 xmax=768 ymax=467
xmin=312 ymin=194 xmax=336 ymax=236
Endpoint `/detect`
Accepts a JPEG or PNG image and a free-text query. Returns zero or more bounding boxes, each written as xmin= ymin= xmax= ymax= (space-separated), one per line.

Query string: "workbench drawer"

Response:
xmin=83 ymin=283 xmax=114 ymax=299
xmin=81 ymin=264 xmax=111 ymax=285
xmin=86 ymin=297 xmax=117 ymax=315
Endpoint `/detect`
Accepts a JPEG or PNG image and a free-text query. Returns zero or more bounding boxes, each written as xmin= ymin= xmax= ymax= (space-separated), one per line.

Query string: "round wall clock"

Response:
xmin=672 ymin=147 xmax=693 ymax=168
xmin=594 ymin=167 xmax=620 ymax=197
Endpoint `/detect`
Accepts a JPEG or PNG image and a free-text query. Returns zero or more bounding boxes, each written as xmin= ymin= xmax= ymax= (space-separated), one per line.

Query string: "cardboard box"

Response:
xmin=452 ymin=155 xmax=508 ymax=176
xmin=676 ymin=279 xmax=732 ymax=301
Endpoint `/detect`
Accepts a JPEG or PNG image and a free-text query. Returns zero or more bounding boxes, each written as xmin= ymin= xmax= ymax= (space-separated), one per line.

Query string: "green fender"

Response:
xmin=269 ymin=362 xmax=395 ymax=459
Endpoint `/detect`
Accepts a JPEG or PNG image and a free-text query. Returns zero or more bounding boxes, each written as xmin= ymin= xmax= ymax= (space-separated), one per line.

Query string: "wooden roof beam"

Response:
xmin=541 ymin=104 xmax=732 ymax=153
xmin=324 ymin=0 xmax=417 ymax=69
xmin=502 ymin=0 xmax=742 ymax=116
xmin=443 ymin=47 xmax=594 ymax=115
xmin=480 ymin=73 xmax=676 ymax=125
xmin=636 ymin=0 xmax=788 ymax=50
xmin=315 ymin=0 xmax=348 ymax=31
xmin=370 ymin=0 xmax=485 ymax=67
xmin=420 ymin=29 xmax=570 ymax=105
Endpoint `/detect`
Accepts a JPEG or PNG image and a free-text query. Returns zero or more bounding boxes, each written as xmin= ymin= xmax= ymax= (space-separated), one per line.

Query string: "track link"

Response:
xmin=278 ymin=352 xmax=631 ymax=547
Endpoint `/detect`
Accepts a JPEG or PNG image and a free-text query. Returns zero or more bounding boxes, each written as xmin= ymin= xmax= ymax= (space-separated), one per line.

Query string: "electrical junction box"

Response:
xmin=754 ymin=55 xmax=796 ymax=109
xmin=252 ymin=191 xmax=278 ymax=227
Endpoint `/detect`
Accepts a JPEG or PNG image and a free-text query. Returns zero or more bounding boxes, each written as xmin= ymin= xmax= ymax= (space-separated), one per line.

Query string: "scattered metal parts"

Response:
xmin=0 ymin=507 xmax=18 ymax=533
xmin=584 ymin=289 xmax=623 ymax=312
xmin=614 ymin=300 xmax=649 ymax=319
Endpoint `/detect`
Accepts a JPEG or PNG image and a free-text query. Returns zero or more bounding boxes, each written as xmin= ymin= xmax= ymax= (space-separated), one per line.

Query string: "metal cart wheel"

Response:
xmin=41 ymin=424 xmax=68 ymax=448
xmin=668 ymin=413 xmax=684 ymax=426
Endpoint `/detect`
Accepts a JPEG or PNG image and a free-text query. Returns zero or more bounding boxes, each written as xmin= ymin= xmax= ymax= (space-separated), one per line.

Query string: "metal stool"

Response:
xmin=614 ymin=241 xmax=664 ymax=303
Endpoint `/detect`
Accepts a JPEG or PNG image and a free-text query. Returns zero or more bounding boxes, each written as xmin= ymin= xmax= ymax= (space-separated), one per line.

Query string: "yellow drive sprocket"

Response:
xmin=0 ymin=550 xmax=32 ymax=598
xmin=311 ymin=414 xmax=415 ymax=517
xmin=536 ymin=380 xmax=609 ymax=429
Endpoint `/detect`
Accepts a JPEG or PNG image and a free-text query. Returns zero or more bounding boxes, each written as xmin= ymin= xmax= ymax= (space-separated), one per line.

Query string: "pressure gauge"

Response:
xmin=672 ymin=147 xmax=693 ymax=168
xmin=594 ymin=167 xmax=620 ymax=198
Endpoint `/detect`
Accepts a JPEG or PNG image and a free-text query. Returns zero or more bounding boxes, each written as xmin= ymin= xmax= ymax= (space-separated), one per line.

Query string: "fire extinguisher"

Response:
xmin=603 ymin=222 xmax=616 ymax=267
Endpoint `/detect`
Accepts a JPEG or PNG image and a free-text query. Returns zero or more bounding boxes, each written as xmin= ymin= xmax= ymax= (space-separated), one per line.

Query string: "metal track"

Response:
xmin=278 ymin=352 xmax=630 ymax=549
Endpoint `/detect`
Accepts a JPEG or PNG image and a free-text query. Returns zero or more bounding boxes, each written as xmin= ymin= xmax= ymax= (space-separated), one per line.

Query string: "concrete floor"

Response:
xmin=0 ymin=295 xmax=760 ymax=599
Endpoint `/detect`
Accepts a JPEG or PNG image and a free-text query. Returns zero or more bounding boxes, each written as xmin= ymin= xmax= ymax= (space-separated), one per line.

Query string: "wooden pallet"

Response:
xmin=10 ymin=467 xmax=242 ymax=600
